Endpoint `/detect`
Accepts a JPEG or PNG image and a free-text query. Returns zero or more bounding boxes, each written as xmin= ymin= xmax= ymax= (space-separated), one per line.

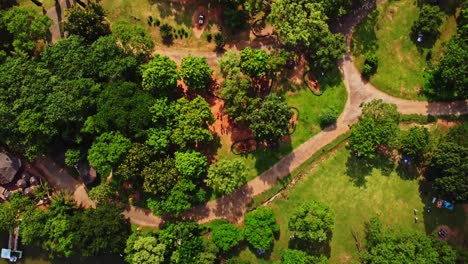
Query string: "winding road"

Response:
xmin=45 ymin=1 xmax=467 ymax=227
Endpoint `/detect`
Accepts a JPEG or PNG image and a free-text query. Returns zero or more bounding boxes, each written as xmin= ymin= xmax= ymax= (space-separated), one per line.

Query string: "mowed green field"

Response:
xmin=352 ymin=0 xmax=460 ymax=100
xmin=237 ymin=145 xmax=466 ymax=263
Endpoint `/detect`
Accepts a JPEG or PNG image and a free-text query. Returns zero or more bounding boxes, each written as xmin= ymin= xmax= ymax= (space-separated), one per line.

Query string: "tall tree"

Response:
xmin=211 ymin=221 xmax=244 ymax=252
xmin=87 ymin=131 xmax=132 ymax=176
xmin=175 ymin=150 xmax=208 ymax=179
xmin=288 ymin=201 xmax=334 ymax=243
xmin=401 ymin=126 xmax=430 ymax=162
xmin=244 ymin=207 xmax=279 ymax=250
xmin=349 ymin=100 xmax=400 ymax=159
xmin=205 ymin=159 xmax=248 ymax=195
xmin=63 ymin=1 xmax=111 ymax=43
xmin=141 ymin=54 xmax=178 ymax=96
xmin=240 ymin=47 xmax=269 ymax=78
xmin=362 ymin=217 xmax=457 ymax=263
xmin=82 ymin=81 xmax=155 ymax=137
xmin=171 ymin=96 xmax=215 ymax=149
xmin=218 ymin=50 xmax=241 ymax=78
xmin=143 ymin=158 xmax=180 ymax=196
xmin=111 ymin=19 xmax=155 ymax=63
xmin=411 ymin=5 xmax=444 ymax=40
xmin=249 ymin=95 xmax=292 ymax=143
xmin=2 ymin=6 xmax=51 ymax=53
xmin=74 ymin=203 xmax=130 ymax=256
xmin=218 ymin=73 xmax=258 ymax=122
xmin=179 ymin=55 xmax=213 ymax=91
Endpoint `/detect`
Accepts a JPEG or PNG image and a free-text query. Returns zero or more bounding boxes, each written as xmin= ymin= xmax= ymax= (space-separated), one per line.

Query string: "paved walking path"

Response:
xmin=43 ymin=1 xmax=467 ymax=226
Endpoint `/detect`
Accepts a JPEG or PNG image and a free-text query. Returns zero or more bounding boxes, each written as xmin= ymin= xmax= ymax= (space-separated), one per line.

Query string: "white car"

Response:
xmin=198 ymin=14 xmax=205 ymax=26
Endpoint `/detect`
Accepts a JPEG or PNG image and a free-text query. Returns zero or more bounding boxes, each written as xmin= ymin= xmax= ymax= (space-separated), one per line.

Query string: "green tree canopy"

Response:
xmin=280 ymin=249 xmax=328 ymax=264
xmin=2 ymin=6 xmax=51 ymax=53
xmin=141 ymin=54 xmax=178 ymax=96
xmin=288 ymin=200 xmax=334 ymax=243
xmin=63 ymin=2 xmax=111 ymax=43
xmin=111 ymin=19 xmax=155 ymax=63
xmin=179 ymin=55 xmax=213 ymax=91
xmin=362 ymin=217 xmax=457 ymax=263
xmin=349 ymin=100 xmax=400 ymax=159
xmin=175 ymin=150 xmax=208 ymax=179
xmin=74 ymin=203 xmax=130 ymax=257
xmin=82 ymin=81 xmax=155 ymax=137
xmin=239 ymin=47 xmax=269 ymax=78
xmin=269 ymin=0 xmax=328 ymax=47
xmin=171 ymin=96 xmax=215 ymax=149
xmin=87 ymin=131 xmax=132 ymax=176
xmin=127 ymin=236 xmax=166 ymax=264
xmin=211 ymin=221 xmax=244 ymax=252
xmin=249 ymin=94 xmax=292 ymax=143
xmin=411 ymin=5 xmax=444 ymax=39
xmin=205 ymin=159 xmax=248 ymax=195
xmin=244 ymin=207 xmax=279 ymax=250
xmin=218 ymin=73 xmax=258 ymax=122
xmin=218 ymin=50 xmax=241 ymax=78
xmin=143 ymin=158 xmax=180 ymax=196
xmin=115 ymin=143 xmax=155 ymax=185
xmin=428 ymin=142 xmax=468 ymax=202
xmin=401 ymin=126 xmax=430 ymax=162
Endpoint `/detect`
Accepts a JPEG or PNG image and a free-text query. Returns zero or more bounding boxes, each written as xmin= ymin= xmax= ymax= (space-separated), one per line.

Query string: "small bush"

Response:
xmin=160 ymin=24 xmax=173 ymax=42
xmin=155 ymin=19 xmax=161 ymax=27
xmin=319 ymin=107 xmax=338 ymax=128
xmin=363 ymin=53 xmax=378 ymax=76
xmin=147 ymin=16 xmax=153 ymax=26
xmin=214 ymin=33 xmax=225 ymax=49
xmin=207 ymin=33 xmax=212 ymax=42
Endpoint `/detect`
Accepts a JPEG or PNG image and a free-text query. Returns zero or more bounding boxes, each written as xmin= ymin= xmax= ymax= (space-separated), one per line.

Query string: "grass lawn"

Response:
xmin=215 ymin=70 xmax=347 ymax=182
xmin=235 ymin=126 xmax=466 ymax=263
xmin=351 ymin=0 xmax=461 ymax=100
xmin=99 ymin=0 xmax=220 ymax=49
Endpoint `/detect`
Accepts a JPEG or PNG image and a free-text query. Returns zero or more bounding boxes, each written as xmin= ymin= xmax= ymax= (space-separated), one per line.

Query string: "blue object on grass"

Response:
xmin=443 ymin=201 xmax=454 ymax=210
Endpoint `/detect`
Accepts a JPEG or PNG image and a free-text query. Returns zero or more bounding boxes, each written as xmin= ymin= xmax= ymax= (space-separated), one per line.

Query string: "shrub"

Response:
xmin=147 ymin=16 xmax=153 ymax=26
xmin=160 ymin=24 xmax=173 ymax=42
xmin=319 ymin=107 xmax=338 ymax=128
xmin=206 ymin=33 xmax=212 ymax=42
xmin=214 ymin=33 xmax=225 ymax=49
xmin=155 ymin=19 xmax=160 ymax=27
xmin=363 ymin=53 xmax=378 ymax=76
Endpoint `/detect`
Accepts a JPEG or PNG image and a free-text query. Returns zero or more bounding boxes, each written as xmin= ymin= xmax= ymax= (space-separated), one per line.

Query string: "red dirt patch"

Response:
xmin=305 ymin=72 xmax=321 ymax=94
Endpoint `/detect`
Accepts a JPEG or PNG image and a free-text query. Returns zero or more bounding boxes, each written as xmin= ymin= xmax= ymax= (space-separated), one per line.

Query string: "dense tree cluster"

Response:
xmin=125 ymin=221 xmax=218 ymax=264
xmin=423 ymin=4 xmax=468 ymax=99
xmin=427 ymin=123 xmax=468 ymax=202
xmin=268 ymin=0 xmax=346 ymax=72
xmin=217 ymin=49 xmax=292 ymax=143
xmin=362 ymin=217 xmax=457 ymax=263
xmin=349 ymin=100 xmax=400 ymax=159
xmin=19 ymin=194 xmax=130 ymax=258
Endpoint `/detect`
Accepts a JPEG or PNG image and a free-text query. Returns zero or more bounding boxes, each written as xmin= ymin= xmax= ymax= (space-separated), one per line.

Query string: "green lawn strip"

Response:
xmin=352 ymin=0 xmax=459 ymax=101
xmin=247 ymin=131 xmax=351 ymax=211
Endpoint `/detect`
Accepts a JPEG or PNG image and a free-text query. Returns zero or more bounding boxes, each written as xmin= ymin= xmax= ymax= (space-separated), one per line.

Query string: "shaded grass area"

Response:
xmin=236 ymin=127 xmax=465 ymax=263
xmin=352 ymin=0 xmax=460 ymax=100
xmin=216 ymin=70 xmax=347 ymax=182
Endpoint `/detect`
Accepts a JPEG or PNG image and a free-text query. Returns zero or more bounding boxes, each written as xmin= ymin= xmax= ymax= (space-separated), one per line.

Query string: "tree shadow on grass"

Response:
xmin=345 ymin=154 xmax=373 ymax=187
xmin=288 ymin=237 xmax=332 ymax=258
xmin=345 ymin=153 xmax=396 ymax=187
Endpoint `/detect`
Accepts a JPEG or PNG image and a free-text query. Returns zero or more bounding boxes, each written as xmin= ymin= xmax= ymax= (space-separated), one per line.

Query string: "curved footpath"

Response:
xmin=44 ymin=1 xmax=467 ymax=227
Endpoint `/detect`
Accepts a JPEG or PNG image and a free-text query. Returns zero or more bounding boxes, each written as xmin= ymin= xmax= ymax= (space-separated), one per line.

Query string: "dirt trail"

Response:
xmin=33 ymin=156 xmax=95 ymax=208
